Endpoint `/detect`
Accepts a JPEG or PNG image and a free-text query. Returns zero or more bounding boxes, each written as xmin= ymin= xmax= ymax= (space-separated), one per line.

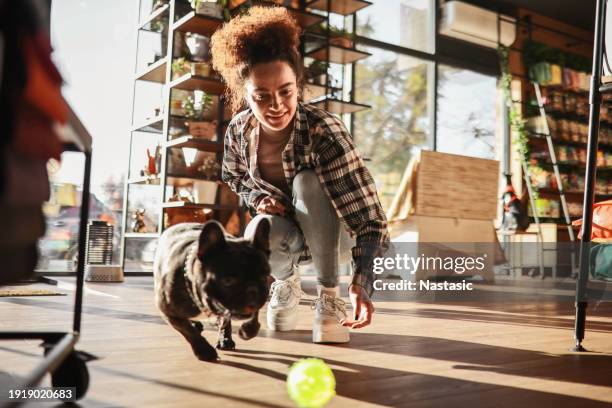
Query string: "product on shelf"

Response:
xmin=528 ymin=198 xmax=560 ymax=219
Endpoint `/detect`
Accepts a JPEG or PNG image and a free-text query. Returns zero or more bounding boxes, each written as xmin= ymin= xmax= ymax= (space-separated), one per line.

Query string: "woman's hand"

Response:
xmin=256 ymin=196 xmax=286 ymax=216
xmin=341 ymin=284 xmax=374 ymax=329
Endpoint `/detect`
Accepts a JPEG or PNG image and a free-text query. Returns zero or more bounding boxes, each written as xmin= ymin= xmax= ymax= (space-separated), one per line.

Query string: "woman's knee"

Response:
xmin=292 ymin=170 xmax=325 ymax=200
xmin=244 ymin=214 xmax=300 ymax=252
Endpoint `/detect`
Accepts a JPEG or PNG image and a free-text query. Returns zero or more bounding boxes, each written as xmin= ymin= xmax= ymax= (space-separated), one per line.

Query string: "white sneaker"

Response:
xmin=312 ymin=286 xmax=349 ymax=343
xmin=267 ymin=273 xmax=301 ymax=331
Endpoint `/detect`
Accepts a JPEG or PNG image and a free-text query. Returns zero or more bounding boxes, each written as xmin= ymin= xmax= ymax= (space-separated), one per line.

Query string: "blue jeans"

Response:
xmin=244 ymin=170 xmax=355 ymax=288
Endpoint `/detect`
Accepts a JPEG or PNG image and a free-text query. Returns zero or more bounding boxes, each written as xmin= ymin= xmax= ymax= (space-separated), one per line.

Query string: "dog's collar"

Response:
xmin=183 ymin=242 xmax=229 ymax=318
xmin=183 ymin=242 xmax=211 ymax=316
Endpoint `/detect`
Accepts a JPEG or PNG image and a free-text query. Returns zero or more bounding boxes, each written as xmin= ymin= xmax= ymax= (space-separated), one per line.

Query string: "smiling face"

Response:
xmin=245 ymin=60 xmax=299 ymax=134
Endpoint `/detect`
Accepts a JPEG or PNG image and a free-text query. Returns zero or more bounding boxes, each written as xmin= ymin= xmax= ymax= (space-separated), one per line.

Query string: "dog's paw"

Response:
xmin=239 ymin=321 xmax=260 ymax=340
xmin=216 ymin=337 xmax=236 ymax=350
xmin=191 ymin=320 xmax=204 ymax=333
xmin=192 ymin=342 xmax=219 ymax=362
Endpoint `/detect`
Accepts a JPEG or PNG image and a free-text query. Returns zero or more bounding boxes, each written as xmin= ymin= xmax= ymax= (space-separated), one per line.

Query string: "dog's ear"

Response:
xmin=198 ymin=221 xmax=226 ymax=258
xmin=251 ymin=218 xmax=270 ymax=254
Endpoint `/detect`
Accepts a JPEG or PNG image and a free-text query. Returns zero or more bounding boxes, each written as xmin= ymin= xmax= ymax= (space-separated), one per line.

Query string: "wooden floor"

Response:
xmin=1 ymin=276 xmax=612 ymax=407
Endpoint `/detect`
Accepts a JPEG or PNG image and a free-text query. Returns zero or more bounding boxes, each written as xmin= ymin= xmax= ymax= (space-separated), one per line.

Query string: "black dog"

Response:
xmin=154 ymin=219 xmax=271 ymax=362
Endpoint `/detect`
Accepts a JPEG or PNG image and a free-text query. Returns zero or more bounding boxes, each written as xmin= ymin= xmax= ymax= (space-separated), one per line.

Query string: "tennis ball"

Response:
xmin=287 ymin=358 xmax=336 ymax=408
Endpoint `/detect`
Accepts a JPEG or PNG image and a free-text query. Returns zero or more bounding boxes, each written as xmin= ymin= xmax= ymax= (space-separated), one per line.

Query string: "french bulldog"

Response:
xmin=154 ymin=219 xmax=271 ymax=362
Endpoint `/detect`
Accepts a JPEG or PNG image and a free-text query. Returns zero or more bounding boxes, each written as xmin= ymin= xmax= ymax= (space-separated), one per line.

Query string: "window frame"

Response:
xmin=351 ymin=0 xmax=501 ymax=151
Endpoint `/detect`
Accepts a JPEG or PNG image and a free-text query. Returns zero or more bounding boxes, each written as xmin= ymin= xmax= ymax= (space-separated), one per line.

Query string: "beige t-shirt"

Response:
xmin=257 ymin=128 xmax=291 ymax=197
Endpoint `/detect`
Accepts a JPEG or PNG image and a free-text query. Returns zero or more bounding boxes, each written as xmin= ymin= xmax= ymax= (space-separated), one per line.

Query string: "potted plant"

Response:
xmin=185 ymin=33 xmax=211 ymax=62
xmin=172 ymin=58 xmax=191 ymax=80
xmin=306 ymin=60 xmax=329 ymax=85
xmin=191 ymin=0 xmax=224 ymax=19
xmin=310 ymin=23 xmax=354 ymax=48
xmin=182 ymin=93 xmax=217 ymax=140
xmin=328 ymin=25 xmax=354 ymax=48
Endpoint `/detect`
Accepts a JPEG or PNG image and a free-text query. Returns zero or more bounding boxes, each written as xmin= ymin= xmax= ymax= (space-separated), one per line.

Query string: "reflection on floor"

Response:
xmin=1 ymin=276 xmax=611 ymax=407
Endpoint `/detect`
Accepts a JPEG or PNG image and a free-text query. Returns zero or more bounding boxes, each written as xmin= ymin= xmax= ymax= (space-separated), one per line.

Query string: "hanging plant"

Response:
xmin=498 ymin=46 xmax=539 ymax=199
xmin=498 ymin=46 xmax=530 ymax=164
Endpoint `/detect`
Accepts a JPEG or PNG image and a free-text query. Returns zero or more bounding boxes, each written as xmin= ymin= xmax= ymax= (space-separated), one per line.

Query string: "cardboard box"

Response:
xmin=389 ymin=216 xmax=497 ymax=281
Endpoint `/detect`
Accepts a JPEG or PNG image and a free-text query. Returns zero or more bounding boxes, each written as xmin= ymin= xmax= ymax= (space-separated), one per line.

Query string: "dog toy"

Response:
xmin=287 ymin=358 xmax=335 ymax=408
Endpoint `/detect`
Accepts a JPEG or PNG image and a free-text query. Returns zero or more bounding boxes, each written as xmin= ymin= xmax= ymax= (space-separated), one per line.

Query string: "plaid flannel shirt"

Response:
xmin=221 ymin=102 xmax=390 ymax=296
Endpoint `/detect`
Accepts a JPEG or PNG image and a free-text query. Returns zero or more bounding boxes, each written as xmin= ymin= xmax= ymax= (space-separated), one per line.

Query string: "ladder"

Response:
xmin=574 ymin=0 xmax=607 ymax=352
xmin=531 ymin=82 xmax=578 ymax=277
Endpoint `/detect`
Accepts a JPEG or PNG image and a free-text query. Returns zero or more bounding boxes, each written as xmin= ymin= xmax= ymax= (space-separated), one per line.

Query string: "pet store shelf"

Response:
xmin=165 ymin=135 xmax=223 ymax=152
xmin=169 ymin=73 xmax=225 ymax=94
xmin=230 ymin=0 xmax=325 ymax=27
xmin=306 ymin=0 xmax=371 ymax=16
xmin=536 ymin=188 xmax=612 ymax=200
xmin=138 ymin=3 xmax=169 ymax=31
xmin=311 ymin=97 xmax=370 ymax=114
xmin=128 ymin=173 xmax=220 ymax=186
xmin=172 ymin=11 xmax=224 ymax=36
xmin=305 ymin=44 xmax=370 ymax=64
xmin=135 ymin=57 xmax=168 ymax=83
xmin=161 ymin=202 xmax=237 ymax=211
xmin=127 ymin=175 xmax=160 ymax=185
xmin=124 ymin=232 xmax=160 ymax=238
xmin=528 ymin=132 xmax=612 ymax=151
xmin=303 ymin=82 xmax=341 ymax=101
xmin=132 ymin=115 xmax=164 ymax=133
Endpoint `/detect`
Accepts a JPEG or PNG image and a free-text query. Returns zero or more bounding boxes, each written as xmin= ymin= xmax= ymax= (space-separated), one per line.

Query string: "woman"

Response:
xmin=211 ymin=6 xmax=389 ymax=343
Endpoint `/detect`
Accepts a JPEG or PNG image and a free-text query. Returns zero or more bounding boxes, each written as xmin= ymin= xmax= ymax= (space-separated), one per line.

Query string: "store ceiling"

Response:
xmin=505 ymin=0 xmax=596 ymax=31
xmin=468 ymin=0 xmax=597 ymax=32
xmin=487 ymin=0 xmax=596 ymax=31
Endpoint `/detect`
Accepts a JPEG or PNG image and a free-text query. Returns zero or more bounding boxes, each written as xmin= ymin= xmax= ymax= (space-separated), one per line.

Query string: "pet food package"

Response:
xmin=529 ymin=198 xmax=560 ymax=219
xmin=573 ymin=200 xmax=612 ymax=239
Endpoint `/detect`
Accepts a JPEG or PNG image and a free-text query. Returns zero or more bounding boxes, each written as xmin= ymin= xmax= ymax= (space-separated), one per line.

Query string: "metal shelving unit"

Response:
xmin=302 ymin=0 xmax=372 ymax=114
xmin=120 ymin=0 xmax=240 ymax=273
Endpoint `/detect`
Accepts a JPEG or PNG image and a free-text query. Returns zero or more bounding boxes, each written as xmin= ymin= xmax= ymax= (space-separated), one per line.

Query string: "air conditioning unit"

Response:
xmin=439 ymin=1 xmax=516 ymax=49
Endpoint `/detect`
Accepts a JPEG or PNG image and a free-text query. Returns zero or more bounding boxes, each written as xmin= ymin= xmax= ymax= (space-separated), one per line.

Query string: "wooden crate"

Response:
xmin=414 ymin=150 xmax=500 ymax=220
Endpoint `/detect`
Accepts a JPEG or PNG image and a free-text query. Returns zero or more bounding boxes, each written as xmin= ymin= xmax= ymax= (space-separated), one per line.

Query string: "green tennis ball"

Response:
xmin=287 ymin=358 xmax=336 ymax=408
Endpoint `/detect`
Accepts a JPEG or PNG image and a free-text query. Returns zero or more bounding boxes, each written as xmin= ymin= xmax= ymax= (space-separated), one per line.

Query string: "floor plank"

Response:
xmin=0 ymin=276 xmax=611 ymax=407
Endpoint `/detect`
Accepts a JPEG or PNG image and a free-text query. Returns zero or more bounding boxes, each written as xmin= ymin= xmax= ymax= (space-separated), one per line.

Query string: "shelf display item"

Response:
xmin=529 ymin=198 xmax=561 ymax=219
xmin=131 ymin=209 xmax=147 ymax=233
xmin=191 ymin=61 xmax=212 ymax=76
xmin=185 ymin=33 xmax=211 ymax=62
xmin=191 ymin=0 xmax=223 ymax=18
xmin=187 ymin=120 xmax=217 ymax=140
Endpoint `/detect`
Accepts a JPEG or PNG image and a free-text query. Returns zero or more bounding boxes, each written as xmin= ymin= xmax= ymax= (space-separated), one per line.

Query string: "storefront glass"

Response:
xmin=436 ymin=64 xmax=498 ymax=160
xmin=353 ymin=46 xmax=434 ymax=210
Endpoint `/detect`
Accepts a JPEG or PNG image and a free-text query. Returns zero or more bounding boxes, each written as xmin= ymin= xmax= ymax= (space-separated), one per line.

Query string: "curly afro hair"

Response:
xmin=211 ymin=6 xmax=304 ymax=113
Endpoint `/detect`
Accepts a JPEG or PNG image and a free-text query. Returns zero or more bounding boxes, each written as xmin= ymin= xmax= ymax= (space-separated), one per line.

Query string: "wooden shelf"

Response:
xmin=169 ymin=73 xmax=225 ymax=94
xmin=136 ymin=57 xmax=167 ymax=83
xmin=229 ymin=0 xmax=325 ymax=27
xmin=127 ymin=175 xmax=160 ymax=185
xmin=138 ymin=4 xmax=169 ymax=30
xmin=128 ymin=173 xmax=220 ymax=186
xmin=311 ymin=97 xmax=370 ymax=114
xmin=528 ymin=132 xmax=612 ymax=151
xmin=537 ymin=188 xmax=612 ymax=200
xmin=303 ymin=82 xmax=341 ymax=101
xmin=305 ymin=45 xmax=370 ymax=64
xmin=124 ymin=232 xmax=159 ymax=238
xmin=132 ymin=115 xmax=164 ymax=133
xmin=165 ymin=135 xmax=223 ymax=152
xmin=172 ymin=11 xmax=224 ymax=36
xmin=535 ymin=160 xmax=612 ymax=172
xmin=162 ymin=202 xmax=237 ymax=211
xmin=306 ymin=0 xmax=371 ymax=15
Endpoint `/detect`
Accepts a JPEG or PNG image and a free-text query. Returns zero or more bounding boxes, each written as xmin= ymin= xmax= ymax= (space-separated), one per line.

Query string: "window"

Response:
xmin=356 ymin=0 xmax=435 ymax=54
xmin=353 ymin=46 xmax=434 ymax=210
xmin=39 ymin=1 xmax=137 ymax=271
xmin=436 ymin=65 xmax=499 ymax=160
